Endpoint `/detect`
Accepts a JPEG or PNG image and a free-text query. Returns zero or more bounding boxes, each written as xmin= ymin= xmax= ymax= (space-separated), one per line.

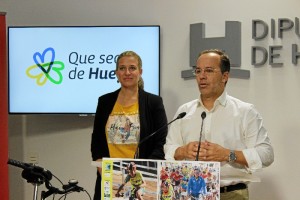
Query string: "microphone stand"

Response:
xmin=133 ymin=120 xmax=169 ymax=159
xmin=134 ymin=112 xmax=186 ymax=159
xmin=195 ymin=112 xmax=206 ymax=161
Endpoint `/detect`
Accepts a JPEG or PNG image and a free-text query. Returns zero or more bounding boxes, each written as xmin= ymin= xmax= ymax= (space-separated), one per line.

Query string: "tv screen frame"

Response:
xmin=8 ymin=25 xmax=160 ymax=115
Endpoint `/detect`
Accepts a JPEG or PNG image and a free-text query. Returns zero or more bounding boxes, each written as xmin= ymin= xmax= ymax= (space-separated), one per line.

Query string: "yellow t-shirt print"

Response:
xmin=106 ymin=102 xmax=140 ymax=158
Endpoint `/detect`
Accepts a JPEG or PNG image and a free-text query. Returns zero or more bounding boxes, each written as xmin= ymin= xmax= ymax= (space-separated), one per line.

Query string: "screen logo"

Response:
xmin=26 ymin=47 xmax=65 ymax=86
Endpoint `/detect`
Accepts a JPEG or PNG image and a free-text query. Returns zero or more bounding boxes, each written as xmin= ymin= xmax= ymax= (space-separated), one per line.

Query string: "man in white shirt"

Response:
xmin=164 ymin=49 xmax=274 ymax=200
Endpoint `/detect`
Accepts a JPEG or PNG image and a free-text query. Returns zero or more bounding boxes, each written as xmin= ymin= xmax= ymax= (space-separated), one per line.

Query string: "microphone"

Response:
xmin=7 ymin=158 xmax=53 ymax=181
xmin=195 ymin=111 xmax=206 ymax=161
xmin=134 ymin=112 xmax=186 ymax=159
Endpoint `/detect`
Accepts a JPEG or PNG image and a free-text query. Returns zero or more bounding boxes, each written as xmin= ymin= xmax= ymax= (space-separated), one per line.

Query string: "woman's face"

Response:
xmin=116 ymin=56 xmax=142 ymax=89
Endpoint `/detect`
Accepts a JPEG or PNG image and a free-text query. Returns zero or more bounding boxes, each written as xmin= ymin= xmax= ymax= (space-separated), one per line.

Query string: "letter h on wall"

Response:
xmin=181 ymin=21 xmax=250 ymax=79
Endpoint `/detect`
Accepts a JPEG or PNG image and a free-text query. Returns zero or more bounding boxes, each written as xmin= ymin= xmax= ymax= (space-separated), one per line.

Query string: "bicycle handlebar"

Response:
xmin=7 ymin=158 xmax=84 ymax=198
xmin=8 ymin=158 xmax=53 ymax=181
xmin=42 ymin=179 xmax=84 ymax=199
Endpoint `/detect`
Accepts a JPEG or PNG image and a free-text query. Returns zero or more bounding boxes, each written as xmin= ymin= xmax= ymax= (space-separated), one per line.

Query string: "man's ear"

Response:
xmin=222 ymin=72 xmax=229 ymax=83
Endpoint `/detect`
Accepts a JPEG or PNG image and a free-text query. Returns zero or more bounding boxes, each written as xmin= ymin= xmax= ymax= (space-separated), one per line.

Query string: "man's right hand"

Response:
xmin=174 ymin=141 xmax=199 ymax=160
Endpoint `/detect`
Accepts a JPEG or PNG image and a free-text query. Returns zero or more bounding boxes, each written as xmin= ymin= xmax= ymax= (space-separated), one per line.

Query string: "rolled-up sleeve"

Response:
xmin=242 ymin=106 xmax=274 ymax=171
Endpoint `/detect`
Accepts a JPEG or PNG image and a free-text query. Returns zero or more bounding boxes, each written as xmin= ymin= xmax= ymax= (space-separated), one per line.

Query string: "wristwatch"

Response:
xmin=228 ymin=150 xmax=237 ymax=163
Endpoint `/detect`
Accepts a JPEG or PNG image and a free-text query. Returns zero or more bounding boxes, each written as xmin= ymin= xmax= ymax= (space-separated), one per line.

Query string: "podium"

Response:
xmin=100 ymin=158 xmax=220 ymax=200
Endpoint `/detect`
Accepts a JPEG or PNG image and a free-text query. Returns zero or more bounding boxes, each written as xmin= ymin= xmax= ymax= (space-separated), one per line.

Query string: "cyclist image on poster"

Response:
xmin=180 ymin=177 xmax=189 ymax=200
xmin=160 ymin=167 xmax=169 ymax=184
xmin=170 ymin=169 xmax=184 ymax=199
xmin=160 ymin=181 xmax=174 ymax=200
xmin=187 ymin=168 xmax=207 ymax=199
xmin=116 ymin=162 xmax=146 ymax=200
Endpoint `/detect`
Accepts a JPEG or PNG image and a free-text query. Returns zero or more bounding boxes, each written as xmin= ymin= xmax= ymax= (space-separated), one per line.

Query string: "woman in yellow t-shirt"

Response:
xmin=91 ymin=51 xmax=168 ymax=200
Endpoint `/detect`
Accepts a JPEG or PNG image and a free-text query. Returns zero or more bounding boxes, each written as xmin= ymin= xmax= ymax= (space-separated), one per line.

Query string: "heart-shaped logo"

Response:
xmin=33 ymin=47 xmax=55 ymax=74
xmin=26 ymin=61 xmax=65 ymax=86
xmin=45 ymin=61 xmax=65 ymax=84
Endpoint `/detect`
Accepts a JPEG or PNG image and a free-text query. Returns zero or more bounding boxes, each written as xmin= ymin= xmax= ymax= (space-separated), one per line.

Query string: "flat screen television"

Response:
xmin=8 ymin=26 xmax=160 ymax=114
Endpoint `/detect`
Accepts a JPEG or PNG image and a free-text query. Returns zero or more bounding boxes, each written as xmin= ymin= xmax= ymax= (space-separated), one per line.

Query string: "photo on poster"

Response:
xmin=158 ymin=161 xmax=220 ymax=200
xmin=102 ymin=159 xmax=158 ymax=200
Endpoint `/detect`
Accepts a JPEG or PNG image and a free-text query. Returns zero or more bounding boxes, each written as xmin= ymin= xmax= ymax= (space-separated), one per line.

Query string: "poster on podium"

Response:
xmin=101 ymin=158 xmax=220 ymax=200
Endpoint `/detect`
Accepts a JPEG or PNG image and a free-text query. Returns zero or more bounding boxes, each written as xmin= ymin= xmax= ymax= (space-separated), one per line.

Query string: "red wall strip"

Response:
xmin=0 ymin=12 xmax=9 ymax=200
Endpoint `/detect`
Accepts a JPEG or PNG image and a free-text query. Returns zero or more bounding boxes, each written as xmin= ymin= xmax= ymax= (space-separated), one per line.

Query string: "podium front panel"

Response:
xmin=101 ymin=158 xmax=220 ymax=200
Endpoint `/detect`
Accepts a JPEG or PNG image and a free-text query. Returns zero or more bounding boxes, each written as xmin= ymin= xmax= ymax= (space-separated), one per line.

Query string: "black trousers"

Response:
xmin=93 ymin=171 xmax=101 ymax=200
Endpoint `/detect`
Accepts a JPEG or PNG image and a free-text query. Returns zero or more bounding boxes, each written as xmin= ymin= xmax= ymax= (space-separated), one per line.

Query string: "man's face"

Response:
xmin=129 ymin=169 xmax=136 ymax=177
xmin=194 ymin=169 xmax=200 ymax=177
xmin=162 ymin=184 xmax=169 ymax=192
xmin=195 ymin=53 xmax=228 ymax=100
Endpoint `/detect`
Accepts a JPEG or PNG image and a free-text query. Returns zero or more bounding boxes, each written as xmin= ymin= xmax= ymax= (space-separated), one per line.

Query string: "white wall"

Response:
xmin=2 ymin=0 xmax=300 ymax=199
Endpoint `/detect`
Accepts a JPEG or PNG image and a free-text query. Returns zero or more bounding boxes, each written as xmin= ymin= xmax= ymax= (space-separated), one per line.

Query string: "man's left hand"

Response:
xmin=198 ymin=140 xmax=228 ymax=162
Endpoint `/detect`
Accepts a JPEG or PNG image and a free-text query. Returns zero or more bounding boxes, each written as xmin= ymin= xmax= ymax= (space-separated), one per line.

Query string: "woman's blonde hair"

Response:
xmin=116 ymin=50 xmax=144 ymax=90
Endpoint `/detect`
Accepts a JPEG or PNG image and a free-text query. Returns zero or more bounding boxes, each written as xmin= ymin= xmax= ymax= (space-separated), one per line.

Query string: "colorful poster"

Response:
xmin=101 ymin=158 xmax=220 ymax=200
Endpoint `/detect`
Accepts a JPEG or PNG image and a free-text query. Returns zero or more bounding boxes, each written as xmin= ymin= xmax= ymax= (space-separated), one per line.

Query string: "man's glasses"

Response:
xmin=193 ymin=67 xmax=219 ymax=76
